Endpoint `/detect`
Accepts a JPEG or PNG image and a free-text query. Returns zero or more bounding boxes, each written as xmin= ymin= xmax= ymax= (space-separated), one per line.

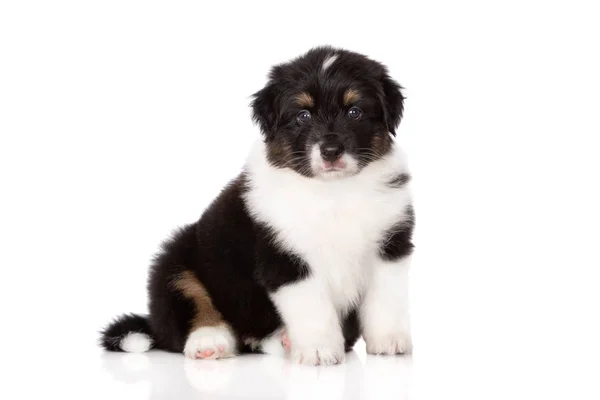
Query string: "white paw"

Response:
xmin=365 ymin=331 xmax=412 ymax=355
xmin=292 ymin=345 xmax=345 ymax=366
xmin=288 ymin=335 xmax=346 ymax=365
xmin=183 ymin=325 xmax=237 ymax=360
xmin=286 ymin=328 xmax=345 ymax=366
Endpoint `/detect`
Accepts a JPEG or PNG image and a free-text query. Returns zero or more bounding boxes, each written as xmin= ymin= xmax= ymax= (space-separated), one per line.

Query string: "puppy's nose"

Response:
xmin=320 ymin=142 xmax=345 ymax=162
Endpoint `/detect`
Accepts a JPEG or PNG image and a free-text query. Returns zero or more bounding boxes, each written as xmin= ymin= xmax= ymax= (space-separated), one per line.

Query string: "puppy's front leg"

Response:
xmin=271 ymin=277 xmax=345 ymax=365
xmin=360 ymin=254 xmax=412 ymax=355
xmin=256 ymin=232 xmax=345 ymax=365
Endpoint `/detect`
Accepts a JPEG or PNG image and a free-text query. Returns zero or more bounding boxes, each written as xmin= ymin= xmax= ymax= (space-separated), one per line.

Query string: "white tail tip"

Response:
xmin=120 ymin=332 xmax=152 ymax=353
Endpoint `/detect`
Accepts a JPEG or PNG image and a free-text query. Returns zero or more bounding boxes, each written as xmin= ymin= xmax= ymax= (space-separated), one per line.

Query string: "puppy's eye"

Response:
xmin=348 ymin=106 xmax=362 ymax=119
xmin=297 ymin=110 xmax=312 ymax=124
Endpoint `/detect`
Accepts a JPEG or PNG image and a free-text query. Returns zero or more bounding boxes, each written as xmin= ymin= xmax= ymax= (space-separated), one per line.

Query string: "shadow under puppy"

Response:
xmin=101 ymin=46 xmax=415 ymax=366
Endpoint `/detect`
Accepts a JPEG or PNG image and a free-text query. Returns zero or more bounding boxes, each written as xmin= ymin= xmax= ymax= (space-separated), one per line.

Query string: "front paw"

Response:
xmin=365 ymin=331 xmax=412 ymax=355
xmin=291 ymin=344 xmax=345 ymax=366
xmin=286 ymin=328 xmax=345 ymax=366
xmin=281 ymin=331 xmax=345 ymax=365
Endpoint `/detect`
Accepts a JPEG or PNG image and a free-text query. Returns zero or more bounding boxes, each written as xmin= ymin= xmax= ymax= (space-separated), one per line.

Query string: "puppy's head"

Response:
xmin=251 ymin=46 xmax=404 ymax=179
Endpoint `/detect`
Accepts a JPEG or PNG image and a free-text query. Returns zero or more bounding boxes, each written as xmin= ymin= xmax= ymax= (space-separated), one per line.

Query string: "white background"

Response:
xmin=1 ymin=1 xmax=599 ymax=399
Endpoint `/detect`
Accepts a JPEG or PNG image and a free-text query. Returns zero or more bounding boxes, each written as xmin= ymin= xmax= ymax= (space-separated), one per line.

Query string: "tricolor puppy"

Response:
xmin=101 ymin=46 xmax=414 ymax=365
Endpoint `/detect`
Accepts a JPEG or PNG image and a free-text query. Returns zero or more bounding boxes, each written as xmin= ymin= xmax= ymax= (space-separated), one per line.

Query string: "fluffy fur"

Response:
xmin=101 ymin=46 xmax=414 ymax=365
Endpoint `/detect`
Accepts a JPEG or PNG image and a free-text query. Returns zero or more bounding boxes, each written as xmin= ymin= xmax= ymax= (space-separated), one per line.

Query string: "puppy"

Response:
xmin=101 ymin=46 xmax=414 ymax=366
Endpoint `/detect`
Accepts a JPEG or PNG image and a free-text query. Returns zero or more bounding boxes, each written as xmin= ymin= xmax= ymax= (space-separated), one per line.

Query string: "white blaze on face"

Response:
xmin=309 ymin=144 xmax=359 ymax=179
xmin=321 ymin=54 xmax=339 ymax=71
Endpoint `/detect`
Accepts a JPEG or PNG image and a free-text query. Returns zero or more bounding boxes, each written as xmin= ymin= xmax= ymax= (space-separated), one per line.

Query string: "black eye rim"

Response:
xmin=296 ymin=109 xmax=312 ymax=123
xmin=348 ymin=106 xmax=362 ymax=119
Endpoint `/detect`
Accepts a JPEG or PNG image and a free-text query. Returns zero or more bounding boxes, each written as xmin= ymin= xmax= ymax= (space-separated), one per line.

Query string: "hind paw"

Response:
xmin=184 ymin=325 xmax=237 ymax=360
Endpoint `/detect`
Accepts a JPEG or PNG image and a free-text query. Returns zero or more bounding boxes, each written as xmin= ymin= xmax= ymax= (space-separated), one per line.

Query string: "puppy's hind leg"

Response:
xmin=173 ymin=271 xmax=238 ymax=360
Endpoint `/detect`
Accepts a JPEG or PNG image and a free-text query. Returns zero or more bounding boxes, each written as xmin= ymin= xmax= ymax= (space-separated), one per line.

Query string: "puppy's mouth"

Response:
xmin=309 ymin=143 xmax=359 ymax=179
xmin=322 ymin=159 xmax=347 ymax=171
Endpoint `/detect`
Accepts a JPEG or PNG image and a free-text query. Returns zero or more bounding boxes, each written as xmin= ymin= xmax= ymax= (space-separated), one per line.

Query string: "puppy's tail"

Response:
xmin=100 ymin=313 xmax=155 ymax=353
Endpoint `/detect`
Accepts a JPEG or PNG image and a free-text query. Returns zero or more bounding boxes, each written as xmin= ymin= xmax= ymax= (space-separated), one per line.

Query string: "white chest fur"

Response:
xmin=243 ymin=140 xmax=412 ymax=314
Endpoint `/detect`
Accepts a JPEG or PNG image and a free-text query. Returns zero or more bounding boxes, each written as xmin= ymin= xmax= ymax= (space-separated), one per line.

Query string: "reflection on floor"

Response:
xmin=101 ymin=344 xmax=412 ymax=400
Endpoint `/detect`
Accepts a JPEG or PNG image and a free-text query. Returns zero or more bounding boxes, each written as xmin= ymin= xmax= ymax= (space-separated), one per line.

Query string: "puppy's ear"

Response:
xmin=380 ymin=74 xmax=405 ymax=136
xmin=251 ymin=83 xmax=279 ymax=140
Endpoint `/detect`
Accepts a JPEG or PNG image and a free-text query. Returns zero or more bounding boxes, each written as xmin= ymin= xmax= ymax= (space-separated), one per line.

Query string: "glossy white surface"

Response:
xmin=100 ymin=341 xmax=412 ymax=400
xmin=12 ymin=335 xmax=596 ymax=400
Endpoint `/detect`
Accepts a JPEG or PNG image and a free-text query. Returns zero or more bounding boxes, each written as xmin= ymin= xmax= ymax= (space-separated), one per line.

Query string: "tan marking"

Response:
xmin=267 ymin=138 xmax=294 ymax=168
xmin=172 ymin=271 xmax=225 ymax=331
xmin=294 ymin=92 xmax=314 ymax=108
xmin=371 ymin=132 xmax=392 ymax=158
xmin=343 ymin=89 xmax=360 ymax=106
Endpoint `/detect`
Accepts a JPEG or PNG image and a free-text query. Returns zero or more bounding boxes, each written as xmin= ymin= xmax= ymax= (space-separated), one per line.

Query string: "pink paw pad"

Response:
xmin=281 ymin=331 xmax=292 ymax=352
xmin=195 ymin=349 xmax=215 ymax=359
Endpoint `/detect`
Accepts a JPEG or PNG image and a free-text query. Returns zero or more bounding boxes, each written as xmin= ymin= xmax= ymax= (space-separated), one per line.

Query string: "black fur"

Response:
xmin=101 ymin=314 xmax=154 ymax=351
xmin=342 ymin=309 xmax=361 ymax=352
xmin=380 ymin=205 xmax=415 ymax=261
xmin=388 ymin=173 xmax=411 ymax=189
xmin=101 ymin=46 xmax=410 ymax=356
xmin=255 ymin=224 xmax=311 ymax=292
xmin=380 ymin=74 xmax=405 ymax=136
